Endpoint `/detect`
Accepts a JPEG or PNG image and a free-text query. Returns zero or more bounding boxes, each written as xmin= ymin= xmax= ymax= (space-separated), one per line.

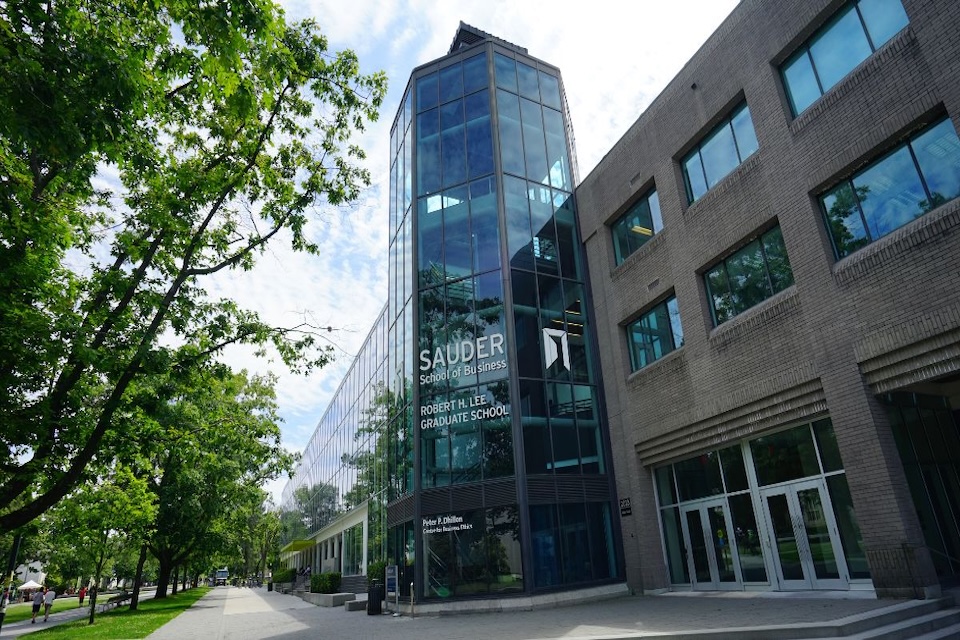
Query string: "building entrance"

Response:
xmin=680 ymin=499 xmax=741 ymax=590
xmin=759 ymin=478 xmax=847 ymax=590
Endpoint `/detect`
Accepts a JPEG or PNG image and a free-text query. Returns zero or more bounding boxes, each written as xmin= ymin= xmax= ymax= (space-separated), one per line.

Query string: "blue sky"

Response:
xmin=207 ymin=0 xmax=741 ymax=501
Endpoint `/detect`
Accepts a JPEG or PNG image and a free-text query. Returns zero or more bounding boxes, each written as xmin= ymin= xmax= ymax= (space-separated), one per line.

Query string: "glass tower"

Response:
xmin=385 ymin=23 xmax=621 ymax=601
xmin=280 ymin=23 xmax=621 ymax=603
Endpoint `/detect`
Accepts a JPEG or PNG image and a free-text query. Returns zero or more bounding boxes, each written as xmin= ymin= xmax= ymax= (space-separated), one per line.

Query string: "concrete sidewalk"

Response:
xmin=0 ymin=600 xmax=92 ymax=638
xmin=145 ymin=586 xmax=904 ymax=640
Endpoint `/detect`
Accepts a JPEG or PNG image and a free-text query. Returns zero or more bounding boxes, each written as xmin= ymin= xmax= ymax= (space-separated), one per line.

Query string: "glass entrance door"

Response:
xmin=681 ymin=500 xmax=741 ymax=590
xmin=760 ymin=479 xmax=847 ymax=590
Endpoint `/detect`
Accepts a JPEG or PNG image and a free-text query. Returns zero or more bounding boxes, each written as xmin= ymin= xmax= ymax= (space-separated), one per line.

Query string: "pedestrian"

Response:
xmin=31 ymin=589 xmax=43 ymax=623
xmin=43 ymin=586 xmax=56 ymax=621
xmin=78 ymin=585 xmax=86 ymax=606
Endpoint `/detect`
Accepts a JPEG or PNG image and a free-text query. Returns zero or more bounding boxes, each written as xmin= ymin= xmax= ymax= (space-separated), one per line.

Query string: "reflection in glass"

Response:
xmin=708 ymin=506 xmax=737 ymax=582
xmin=751 ymin=425 xmax=821 ymax=486
xmin=720 ymin=446 xmax=748 ymax=492
xmin=767 ymin=493 xmax=804 ymax=580
xmin=809 ymin=7 xmax=872 ymax=90
xmin=675 ymin=452 xmax=723 ymax=501
xmin=685 ymin=509 xmax=711 ymax=583
xmin=860 ymin=0 xmax=910 ymax=45
xmin=520 ymin=97 xmax=548 ymax=184
xmin=813 ymin=419 xmax=843 ymax=472
xmin=782 ymin=0 xmax=907 ymax=116
xmin=440 ymin=100 xmax=466 ymax=188
xmin=798 ymin=487 xmax=840 ymax=579
xmin=612 ymin=190 xmax=662 ymax=265
xmin=497 ymin=90 xmax=524 ymax=177
xmin=683 ymin=104 xmax=758 ymax=203
xmin=465 ymin=90 xmax=494 ymax=179
xmin=855 ymin=146 xmax=926 ymax=239
xmin=494 ymin=52 xmax=517 ymax=93
xmin=826 ymin=474 xmax=870 ymax=579
xmin=462 ymin=53 xmax=487 ymax=95
xmin=782 ymin=51 xmax=821 ymax=117
xmin=517 ymin=60 xmax=540 ymax=101
xmin=704 ymin=225 xmax=793 ymax=325
xmin=417 ymin=72 xmax=438 ymax=112
xmin=439 ymin=63 xmax=462 ymax=104
xmin=655 ymin=466 xmax=678 ymax=506
xmin=728 ymin=494 xmax=767 ymax=582
xmin=661 ymin=507 xmax=689 ymax=583
xmin=627 ymin=296 xmax=683 ymax=371
xmin=822 ymin=118 xmax=960 ymax=258
xmin=539 ymin=71 xmax=561 ymax=110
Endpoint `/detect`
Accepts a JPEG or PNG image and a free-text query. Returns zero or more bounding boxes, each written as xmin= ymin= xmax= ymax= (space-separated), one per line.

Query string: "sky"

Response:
xmin=213 ymin=0 xmax=742 ymax=503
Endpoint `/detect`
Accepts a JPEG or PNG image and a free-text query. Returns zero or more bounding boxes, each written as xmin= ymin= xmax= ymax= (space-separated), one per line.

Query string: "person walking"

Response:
xmin=78 ymin=585 xmax=86 ymax=607
xmin=30 ymin=589 xmax=44 ymax=623
xmin=42 ymin=586 xmax=56 ymax=622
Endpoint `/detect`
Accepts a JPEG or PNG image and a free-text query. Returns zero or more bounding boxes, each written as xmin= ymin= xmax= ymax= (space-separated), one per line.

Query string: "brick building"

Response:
xmin=577 ymin=0 xmax=960 ymax=598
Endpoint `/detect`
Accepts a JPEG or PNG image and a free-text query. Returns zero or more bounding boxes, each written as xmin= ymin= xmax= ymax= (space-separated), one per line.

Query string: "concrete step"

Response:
xmin=812 ymin=606 xmax=960 ymax=640
xmin=909 ymin=621 xmax=960 ymax=639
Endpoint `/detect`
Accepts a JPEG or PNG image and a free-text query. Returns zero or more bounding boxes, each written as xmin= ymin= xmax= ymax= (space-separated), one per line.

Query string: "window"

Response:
xmin=705 ymin=225 xmax=794 ymax=325
xmin=627 ymin=296 xmax=683 ymax=371
xmin=682 ymin=104 xmax=759 ymax=203
xmin=611 ymin=189 xmax=662 ymax=265
xmin=782 ymin=0 xmax=909 ymax=116
xmin=821 ymin=118 xmax=960 ymax=258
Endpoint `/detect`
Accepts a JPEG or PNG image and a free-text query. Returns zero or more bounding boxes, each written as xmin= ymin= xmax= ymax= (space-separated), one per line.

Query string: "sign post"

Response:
xmin=385 ymin=565 xmax=398 ymax=613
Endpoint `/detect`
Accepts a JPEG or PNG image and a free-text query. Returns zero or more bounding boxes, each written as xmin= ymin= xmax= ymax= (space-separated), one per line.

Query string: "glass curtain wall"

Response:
xmin=495 ymin=49 xmax=618 ymax=591
xmin=406 ymin=38 xmax=619 ymax=600
xmin=279 ymin=309 xmax=390 ymax=568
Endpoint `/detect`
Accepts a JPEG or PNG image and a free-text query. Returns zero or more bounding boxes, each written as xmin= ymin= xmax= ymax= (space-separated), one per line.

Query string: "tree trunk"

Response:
xmin=171 ymin=566 xmax=179 ymax=595
xmin=87 ymin=585 xmax=98 ymax=625
xmin=155 ymin=557 xmax=172 ymax=599
xmin=181 ymin=568 xmax=187 ymax=591
xmin=130 ymin=544 xmax=148 ymax=611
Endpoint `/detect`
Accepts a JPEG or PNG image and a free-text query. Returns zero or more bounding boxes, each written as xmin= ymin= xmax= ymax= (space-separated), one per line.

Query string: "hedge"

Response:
xmin=310 ymin=572 xmax=341 ymax=594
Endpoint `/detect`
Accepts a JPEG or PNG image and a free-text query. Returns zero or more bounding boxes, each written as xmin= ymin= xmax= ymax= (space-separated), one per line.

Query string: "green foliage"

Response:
xmin=40 ymin=465 xmax=157 ymax=600
xmin=139 ymin=366 xmax=294 ymax=598
xmin=366 ymin=560 xmax=387 ymax=586
xmin=0 ymin=0 xmax=386 ymax=534
xmin=310 ymin=571 xmax=341 ymax=594
xmin=15 ymin=586 xmax=211 ymax=639
xmin=272 ymin=567 xmax=295 ymax=584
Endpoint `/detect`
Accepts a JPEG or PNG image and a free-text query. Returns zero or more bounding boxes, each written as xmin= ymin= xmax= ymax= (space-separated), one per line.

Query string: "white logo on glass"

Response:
xmin=542 ymin=328 xmax=571 ymax=371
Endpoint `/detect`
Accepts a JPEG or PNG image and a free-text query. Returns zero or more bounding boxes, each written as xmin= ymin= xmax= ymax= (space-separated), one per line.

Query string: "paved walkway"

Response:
xmin=146 ymin=586 xmax=901 ymax=640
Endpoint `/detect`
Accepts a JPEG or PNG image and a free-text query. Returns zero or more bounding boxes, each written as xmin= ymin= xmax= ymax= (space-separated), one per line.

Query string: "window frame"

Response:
xmin=626 ymin=295 xmax=684 ymax=372
xmin=704 ymin=225 xmax=794 ymax=326
xmin=681 ymin=103 xmax=759 ymax=204
xmin=610 ymin=188 xmax=663 ymax=266
xmin=819 ymin=116 xmax=960 ymax=259
xmin=780 ymin=0 xmax=909 ymax=117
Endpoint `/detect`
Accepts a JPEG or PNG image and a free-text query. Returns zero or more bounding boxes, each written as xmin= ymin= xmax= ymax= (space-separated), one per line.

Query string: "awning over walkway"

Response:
xmin=280 ymin=539 xmax=314 ymax=553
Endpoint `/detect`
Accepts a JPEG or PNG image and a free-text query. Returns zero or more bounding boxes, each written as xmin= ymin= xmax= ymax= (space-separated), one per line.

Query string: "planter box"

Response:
xmin=301 ymin=592 xmax=356 ymax=607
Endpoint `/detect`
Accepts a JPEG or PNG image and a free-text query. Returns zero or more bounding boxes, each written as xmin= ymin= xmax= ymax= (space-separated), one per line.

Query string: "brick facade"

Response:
xmin=577 ymin=0 xmax=960 ymax=597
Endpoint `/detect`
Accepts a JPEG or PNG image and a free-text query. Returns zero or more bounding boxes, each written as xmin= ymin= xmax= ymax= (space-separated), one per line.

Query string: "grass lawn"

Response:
xmin=2 ymin=597 xmax=83 ymax=624
xmin=23 ymin=587 xmax=210 ymax=640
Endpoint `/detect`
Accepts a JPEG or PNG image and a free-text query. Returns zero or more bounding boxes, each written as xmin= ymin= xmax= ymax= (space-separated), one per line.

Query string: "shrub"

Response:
xmin=271 ymin=568 xmax=295 ymax=584
xmin=366 ymin=560 xmax=387 ymax=586
xmin=310 ymin=572 xmax=341 ymax=594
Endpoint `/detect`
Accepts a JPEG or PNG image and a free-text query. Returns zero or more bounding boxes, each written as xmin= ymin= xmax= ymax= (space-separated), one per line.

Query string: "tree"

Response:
xmin=0 ymin=0 xmax=386 ymax=533
xmin=139 ymin=365 xmax=293 ymax=598
xmin=41 ymin=465 xmax=156 ymax=623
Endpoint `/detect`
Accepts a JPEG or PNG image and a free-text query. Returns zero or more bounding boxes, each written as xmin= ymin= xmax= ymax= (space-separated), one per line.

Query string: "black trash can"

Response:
xmin=267 ymin=582 xmax=273 ymax=592
xmin=367 ymin=583 xmax=382 ymax=615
